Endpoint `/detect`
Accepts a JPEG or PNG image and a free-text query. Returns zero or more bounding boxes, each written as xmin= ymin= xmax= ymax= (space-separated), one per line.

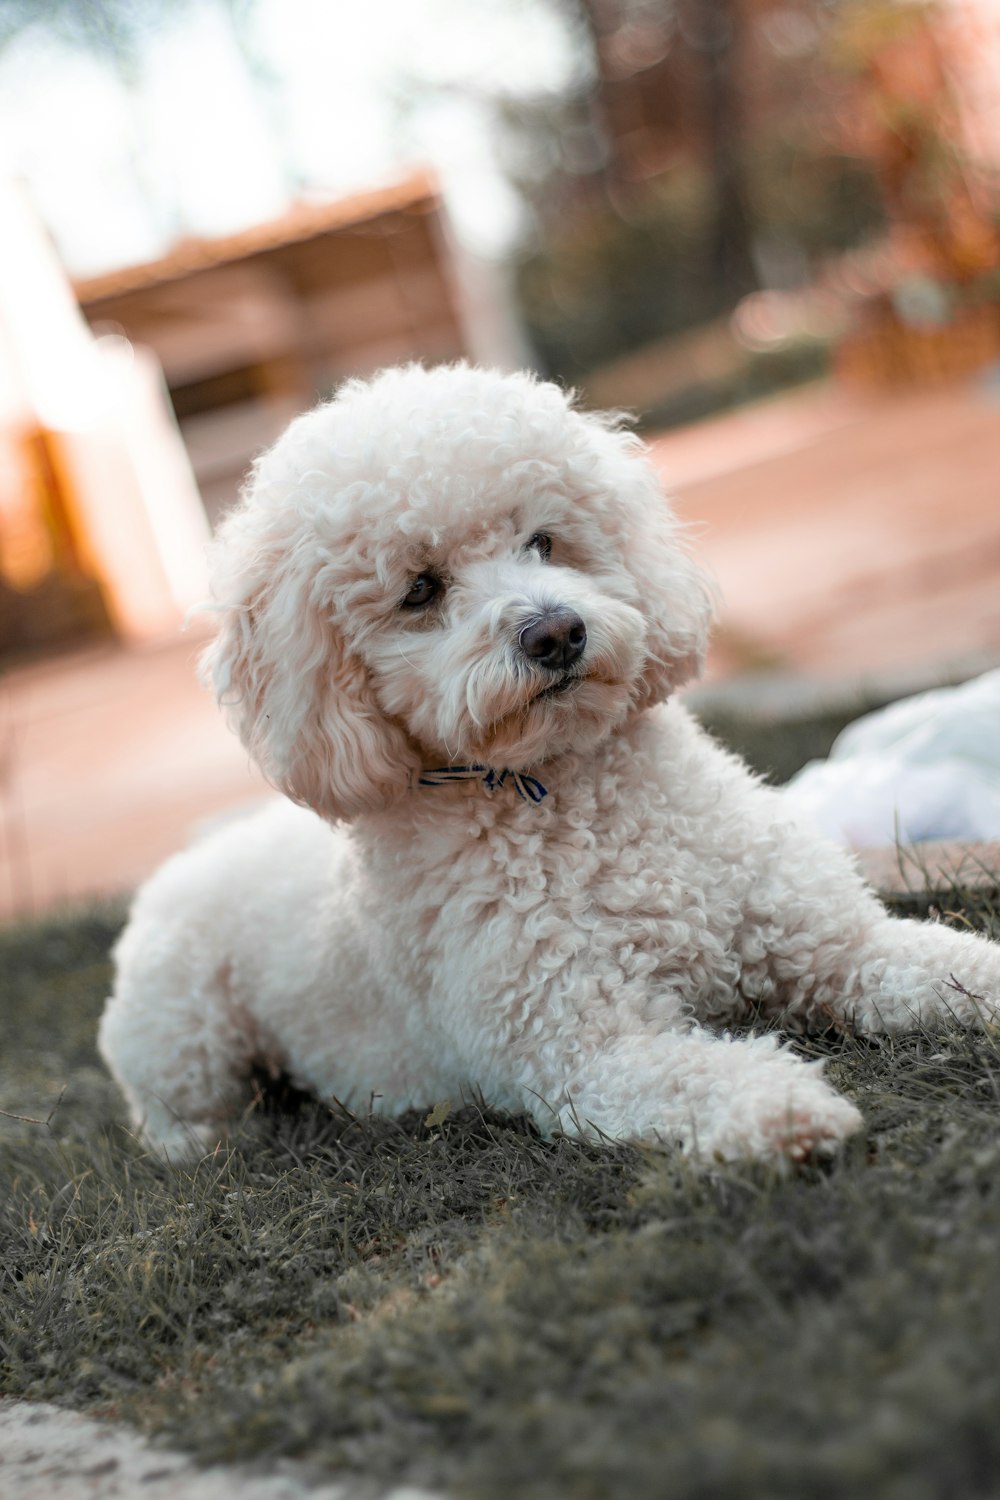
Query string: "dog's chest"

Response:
xmin=371 ymin=744 xmax=753 ymax=1025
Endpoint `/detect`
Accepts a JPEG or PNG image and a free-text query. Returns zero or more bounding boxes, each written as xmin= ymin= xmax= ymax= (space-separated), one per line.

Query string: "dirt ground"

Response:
xmin=0 ymin=1399 xmax=436 ymax=1500
xmin=2 ymin=375 xmax=998 ymax=920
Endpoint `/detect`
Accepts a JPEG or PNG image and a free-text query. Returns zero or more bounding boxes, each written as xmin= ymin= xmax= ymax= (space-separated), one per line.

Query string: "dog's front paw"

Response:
xmin=741 ymin=1087 xmax=863 ymax=1165
xmin=543 ymin=1029 xmax=864 ymax=1167
xmin=698 ymin=1050 xmax=863 ymax=1166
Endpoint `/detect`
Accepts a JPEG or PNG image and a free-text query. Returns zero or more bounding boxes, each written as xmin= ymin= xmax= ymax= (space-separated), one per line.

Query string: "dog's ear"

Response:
xmin=614 ymin=440 xmax=715 ymax=706
xmin=200 ymin=515 xmax=419 ymax=823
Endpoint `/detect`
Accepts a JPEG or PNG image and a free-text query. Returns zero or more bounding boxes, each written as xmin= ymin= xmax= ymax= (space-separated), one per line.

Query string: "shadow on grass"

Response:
xmin=3 ymin=898 xmax=1000 ymax=1500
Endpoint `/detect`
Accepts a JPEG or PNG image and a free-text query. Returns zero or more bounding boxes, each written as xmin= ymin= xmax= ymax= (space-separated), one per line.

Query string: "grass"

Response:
xmin=3 ymin=890 xmax=1000 ymax=1499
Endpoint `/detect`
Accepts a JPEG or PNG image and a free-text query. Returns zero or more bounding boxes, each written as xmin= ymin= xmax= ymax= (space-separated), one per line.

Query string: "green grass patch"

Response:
xmin=3 ymin=893 xmax=1000 ymax=1499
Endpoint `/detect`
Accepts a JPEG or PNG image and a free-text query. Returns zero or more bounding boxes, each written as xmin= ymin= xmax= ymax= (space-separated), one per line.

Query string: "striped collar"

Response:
xmin=417 ymin=765 xmax=547 ymax=803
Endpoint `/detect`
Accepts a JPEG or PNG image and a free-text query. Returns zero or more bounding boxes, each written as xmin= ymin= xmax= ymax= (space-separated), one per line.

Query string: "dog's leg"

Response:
xmin=525 ymin=1026 xmax=863 ymax=1165
xmin=736 ymin=802 xmax=1000 ymax=1035
xmin=99 ymin=960 xmax=256 ymax=1162
xmin=790 ymin=911 xmax=1000 ymax=1035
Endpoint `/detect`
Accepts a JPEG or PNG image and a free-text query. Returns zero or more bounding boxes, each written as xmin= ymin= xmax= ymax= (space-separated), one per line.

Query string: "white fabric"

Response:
xmin=785 ymin=669 xmax=1000 ymax=847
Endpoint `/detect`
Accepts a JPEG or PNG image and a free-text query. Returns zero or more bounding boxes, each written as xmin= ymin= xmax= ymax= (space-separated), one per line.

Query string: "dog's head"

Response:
xmin=202 ymin=364 xmax=713 ymax=821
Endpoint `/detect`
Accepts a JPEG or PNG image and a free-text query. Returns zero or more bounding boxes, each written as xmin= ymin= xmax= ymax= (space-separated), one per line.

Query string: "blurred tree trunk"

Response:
xmin=681 ymin=0 xmax=758 ymax=299
xmin=561 ymin=0 xmax=758 ymax=297
xmin=548 ymin=0 xmax=623 ymax=203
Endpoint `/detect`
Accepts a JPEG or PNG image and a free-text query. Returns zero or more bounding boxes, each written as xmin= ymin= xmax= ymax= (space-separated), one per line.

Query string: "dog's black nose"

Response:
xmin=519 ymin=609 xmax=587 ymax=671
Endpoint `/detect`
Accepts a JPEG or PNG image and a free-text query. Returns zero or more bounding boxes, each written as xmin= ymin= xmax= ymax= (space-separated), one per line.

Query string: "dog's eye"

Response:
xmin=401 ymin=573 xmax=441 ymax=609
xmin=526 ymin=532 xmax=552 ymax=561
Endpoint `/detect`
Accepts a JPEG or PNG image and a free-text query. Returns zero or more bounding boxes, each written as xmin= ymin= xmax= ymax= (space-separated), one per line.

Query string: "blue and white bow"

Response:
xmin=418 ymin=764 xmax=547 ymax=803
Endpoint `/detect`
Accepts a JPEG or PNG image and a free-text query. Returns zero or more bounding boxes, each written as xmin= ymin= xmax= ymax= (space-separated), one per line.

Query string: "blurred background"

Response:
xmin=1 ymin=0 xmax=999 ymax=916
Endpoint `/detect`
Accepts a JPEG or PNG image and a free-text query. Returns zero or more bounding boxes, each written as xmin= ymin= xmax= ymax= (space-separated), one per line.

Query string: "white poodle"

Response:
xmin=100 ymin=363 xmax=1000 ymax=1165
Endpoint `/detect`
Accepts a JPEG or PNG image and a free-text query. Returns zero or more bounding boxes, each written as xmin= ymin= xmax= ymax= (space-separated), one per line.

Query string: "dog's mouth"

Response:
xmin=531 ymin=673 xmax=582 ymax=704
xmin=466 ymin=668 xmax=632 ymax=764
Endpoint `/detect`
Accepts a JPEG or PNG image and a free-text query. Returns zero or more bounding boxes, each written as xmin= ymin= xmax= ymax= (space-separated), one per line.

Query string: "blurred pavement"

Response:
xmin=653 ymin=376 xmax=1000 ymax=680
xmin=2 ymin=376 xmax=999 ymax=920
xmin=1 ymin=627 xmax=269 ymax=921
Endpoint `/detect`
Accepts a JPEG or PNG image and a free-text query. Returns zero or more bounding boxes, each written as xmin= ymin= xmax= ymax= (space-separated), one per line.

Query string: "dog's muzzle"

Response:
xmin=518 ymin=609 xmax=587 ymax=673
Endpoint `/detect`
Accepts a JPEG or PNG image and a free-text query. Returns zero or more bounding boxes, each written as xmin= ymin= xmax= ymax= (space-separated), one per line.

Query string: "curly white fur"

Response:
xmin=100 ymin=363 xmax=1000 ymax=1165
